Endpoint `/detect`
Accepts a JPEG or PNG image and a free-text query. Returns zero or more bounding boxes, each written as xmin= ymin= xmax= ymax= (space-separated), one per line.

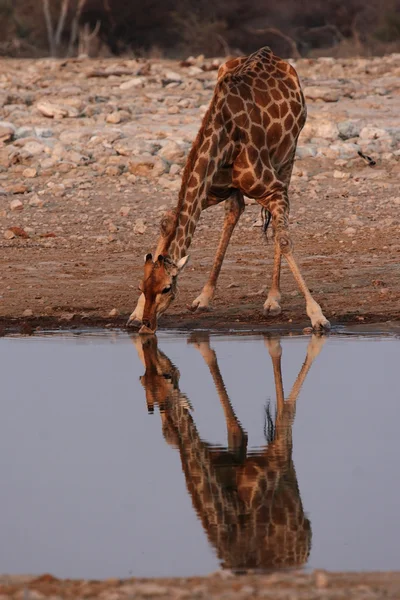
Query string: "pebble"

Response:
xmin=106 ymin=112 xmax=122 ymax=124
xmin=28 ymin=194 xmax=45 ymax=207
xmin=120 ymin=77 xmax=145 ymax=90
xmin=36 ymin=101 xmax=79 ymax=118
xmin=0 ymin=121 xmax=15 ymax=142
xmin=22 ymin=167 xmax=37 ymax=178
xmin=119 ymin=206 xmax=131 ymax=217
xmin=10 ymin=198 xmax=24 ymax=211
xmin=109 ymin=308 xmax=119 ymax=317
xmin=134 ymin=218 xmax=147 ymax=234
xmin=23 ymin=309 xmax=33 ymax=317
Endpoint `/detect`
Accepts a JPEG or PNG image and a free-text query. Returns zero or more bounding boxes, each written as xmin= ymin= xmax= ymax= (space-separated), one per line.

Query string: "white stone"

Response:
xmin=36 ymin=101 xmax=79 ymax=118
xmin=119 ymin=77 xmax=145 ymax=90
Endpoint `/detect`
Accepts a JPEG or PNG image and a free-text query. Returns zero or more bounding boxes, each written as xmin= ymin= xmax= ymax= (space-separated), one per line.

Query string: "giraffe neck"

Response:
xmin=156 ymin=83 xmax=231 ymax=262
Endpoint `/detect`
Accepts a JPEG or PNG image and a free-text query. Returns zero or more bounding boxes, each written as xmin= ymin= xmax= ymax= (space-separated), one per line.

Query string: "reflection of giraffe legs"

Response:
xmin=189 ymin=333 xmax=247 ymax=459
xmin=265 ymin=334 xmax=326 ymax=412
xmin=190 ymin=190 xmax=245 ymax=312
xmin=263 ymin=334 xmax=325 ymax=467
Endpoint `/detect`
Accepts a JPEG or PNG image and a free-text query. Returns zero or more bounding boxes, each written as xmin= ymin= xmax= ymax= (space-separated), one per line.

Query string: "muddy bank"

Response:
xmin=1 ymin=572 xmax=400 ymax=600
xmin=0 ymin=55 xmax=399 ymax=328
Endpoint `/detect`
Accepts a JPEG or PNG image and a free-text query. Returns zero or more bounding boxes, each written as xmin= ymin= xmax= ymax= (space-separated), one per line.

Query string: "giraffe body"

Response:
xmin=129 ymin=47 xmax=330 ymax=334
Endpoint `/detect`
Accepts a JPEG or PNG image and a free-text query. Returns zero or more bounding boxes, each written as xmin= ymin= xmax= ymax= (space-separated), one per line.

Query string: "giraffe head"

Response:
xmin=138 ymin=253 xmax=189 ymax=334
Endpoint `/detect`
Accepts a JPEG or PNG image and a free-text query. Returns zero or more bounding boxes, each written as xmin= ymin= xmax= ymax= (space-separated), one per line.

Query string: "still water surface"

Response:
xmin=0 ymin=331 xmax=398 ymax=578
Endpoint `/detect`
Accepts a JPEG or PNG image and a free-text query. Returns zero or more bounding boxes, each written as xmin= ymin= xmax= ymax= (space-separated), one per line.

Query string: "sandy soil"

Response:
xmin=1 ymin=572 xmax=400 ymax=600
xmin=0 ymin=55 xmax=399 ymax=334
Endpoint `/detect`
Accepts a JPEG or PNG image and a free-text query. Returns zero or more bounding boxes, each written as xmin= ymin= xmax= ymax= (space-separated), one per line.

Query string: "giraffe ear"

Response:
xmin=176 ymin=255 xmax=190 ymax=272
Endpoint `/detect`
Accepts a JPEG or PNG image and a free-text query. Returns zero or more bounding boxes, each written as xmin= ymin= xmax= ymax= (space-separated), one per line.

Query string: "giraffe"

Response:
xmin=128 ymin=46 xmax=330 ymax=334
xmin=133 ymin=332 xmax=326 ymax=571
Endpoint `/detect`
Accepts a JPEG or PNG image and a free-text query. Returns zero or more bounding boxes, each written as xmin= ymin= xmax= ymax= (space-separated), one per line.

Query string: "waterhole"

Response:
xmin=0 ymin=331 xmax=398 ymax=578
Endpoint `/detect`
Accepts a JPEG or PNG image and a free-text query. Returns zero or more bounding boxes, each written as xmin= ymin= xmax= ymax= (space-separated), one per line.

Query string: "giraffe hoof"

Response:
xmin=187 ymin=302 xmax=213 ymax=313
xmin=263 ymin=301 xmax=282 ymax=317
xmin=126 ymin=317 xmax=142 ymax=328
xmin=311 ymin=317 xmax=331 ymax=332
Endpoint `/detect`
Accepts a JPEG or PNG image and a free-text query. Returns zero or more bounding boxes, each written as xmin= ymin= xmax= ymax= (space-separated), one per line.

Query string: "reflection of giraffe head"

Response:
xmin=138 ymin=252 xmax=189 ymax=334
xmin=134 ymin=334 xmax=321 ymax=573
xmin=137 ymin=335 xmax=180 ymax=412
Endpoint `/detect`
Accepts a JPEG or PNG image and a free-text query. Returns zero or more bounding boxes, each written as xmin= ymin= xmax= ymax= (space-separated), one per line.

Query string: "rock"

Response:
xmin=295 ymin=145 xmax=317 ymax=158
xmin=109 ymin=308 xmax=119 ymax=317
xmin=187 ymin=66 xmax=204 ymax=76
xmin=163 ymin=70 xmax=182 ymax=83
xmin=158 ymin=140 xmax=186 ymax=163
xmin=158 ymin=176 xmax=181 ymax=191
xmin=24 ymin=140 xmax=47 ymax=155
xmin=4 ymin=229 xmax=16 ymax=239
xmin=5 ymin=226 xmax=29 ymax=239
xmin=129 ymin=583 xmax=168 ymax=597
xmin=28 ymin=194 xmax=45 ymax=207
xmin=313 ymin=121 xmax=339 ymax=140
xmin=114 ymin=138 xmax=160 ymax=157
xmin=10 ymin=198 xmax=24 ymax=211
xmin=119 ymin=206 xmax=131 ymax=217
xmin=8 ymin=183 xmax=29 ymax=194
xmin=23 ymin=309 xmax=33 ymax=317
xmin=36 ymin=101 xmax=79 ymax=118
xmin=106 ymin=112 xmax=122 ymax=124
xmin=120 ymin=77 xmax=145 ymax=90
xmin=128 ymin=156 xmax=166 ymax=177
xmin=169 ymin=164 xmax=181 ymax=176
xmin=304 ymin=86 xmax=340 ymax=102
xmin=15 ymin=126 xmax=34 ymax=139
xmin=338 ymin=120 xmax=362 ymax=140
xmin=0 ymin=121 xmax=15 ymax=143
xmin=359 ymin=126 xmax=391 ymax=140
xmin=105 ymin=165 xmax=121 ymax=176
xmin=134 ymin=218 xmax=147 ymax=234
xmin=23 ymin=167 xmax=37 ymax=178
xmin=333 ymin=170 xmax=350 ymax=180
xmin=35 ymin=127 xmax=54 ymax=138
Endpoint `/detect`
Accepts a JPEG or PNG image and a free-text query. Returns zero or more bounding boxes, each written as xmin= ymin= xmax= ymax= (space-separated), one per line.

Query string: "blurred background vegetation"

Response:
xmin=0 ymin=0 xmax=399 ymax=58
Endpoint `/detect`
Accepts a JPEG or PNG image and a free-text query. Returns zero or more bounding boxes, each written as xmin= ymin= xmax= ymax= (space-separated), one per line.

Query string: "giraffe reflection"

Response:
xmin=134 ymin=334 xmax=325 ymax=572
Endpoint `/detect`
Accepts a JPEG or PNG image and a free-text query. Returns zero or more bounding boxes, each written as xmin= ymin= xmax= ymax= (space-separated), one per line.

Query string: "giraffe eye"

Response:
xmin=162 ymin=286 xmax=171 ymax=294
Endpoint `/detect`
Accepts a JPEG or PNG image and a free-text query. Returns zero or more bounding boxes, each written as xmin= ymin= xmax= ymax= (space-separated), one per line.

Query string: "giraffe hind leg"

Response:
xmin=190 ymin=189 xmax=244 ymax=312
xmin=259 ymin=186 xmax=330 ymax=331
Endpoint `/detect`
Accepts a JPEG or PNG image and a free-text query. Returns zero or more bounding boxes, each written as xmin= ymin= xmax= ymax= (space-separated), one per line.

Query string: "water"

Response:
xmin=0 ymin=331 xmax=399 ymax=579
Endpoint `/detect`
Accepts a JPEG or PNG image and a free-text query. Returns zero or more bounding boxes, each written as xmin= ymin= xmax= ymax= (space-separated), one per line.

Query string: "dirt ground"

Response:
xmin=1 ymin=572 xmax=400 ymax=600
xmin=0 ymin=55 xmax=399 ymax=334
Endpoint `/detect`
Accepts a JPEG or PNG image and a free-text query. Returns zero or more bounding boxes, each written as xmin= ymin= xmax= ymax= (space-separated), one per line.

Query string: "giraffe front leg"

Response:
xmin=190 ymin=190 xmax=244 ymax=312
xmin=126 ymin=292 xmax=145 ymax=327
xmin=263 ymin=241 xmax=282 ymax=316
